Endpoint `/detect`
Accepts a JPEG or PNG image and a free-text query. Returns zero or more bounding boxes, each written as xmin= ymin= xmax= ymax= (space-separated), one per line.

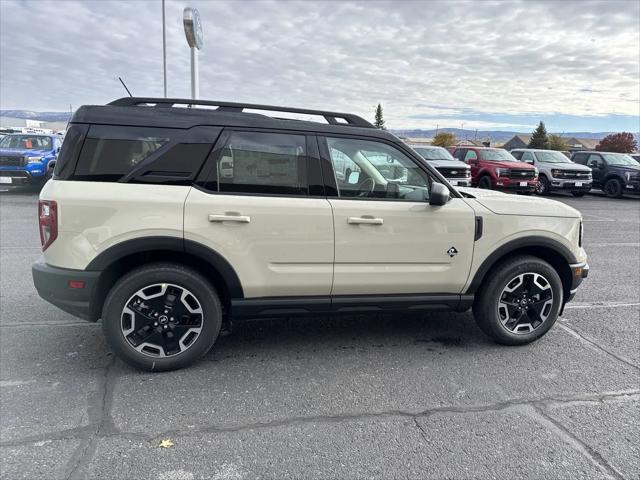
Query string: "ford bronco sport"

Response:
xmin=32 ymin=98 xmax=589 ymax=371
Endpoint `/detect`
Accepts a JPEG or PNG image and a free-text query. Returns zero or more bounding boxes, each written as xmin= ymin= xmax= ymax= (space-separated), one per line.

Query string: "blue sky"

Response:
xmin=1 ymin=0 xmax=638 ymax=132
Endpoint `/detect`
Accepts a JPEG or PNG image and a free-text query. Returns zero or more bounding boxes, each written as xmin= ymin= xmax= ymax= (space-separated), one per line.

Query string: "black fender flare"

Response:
xmin=85 ymin=236 xmax=244 ymax=298
xmin=465 ymin=235 xmax=577 ymax=294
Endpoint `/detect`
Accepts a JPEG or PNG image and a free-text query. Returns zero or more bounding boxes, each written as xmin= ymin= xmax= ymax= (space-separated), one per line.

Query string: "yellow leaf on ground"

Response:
xmin=159 ymin=439 xmax=174 ymax=448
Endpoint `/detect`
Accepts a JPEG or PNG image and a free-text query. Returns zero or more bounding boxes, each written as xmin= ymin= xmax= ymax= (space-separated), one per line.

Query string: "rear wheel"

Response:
xmin=478 ymin=175 xmax=492 ymax=189
xmin=102 ymin=263 xmax=222 ymax=371
xmin=604 ymin=178 xmax=623 ymax=198
xmin=473 ymin=255 xmax=563 ymax=345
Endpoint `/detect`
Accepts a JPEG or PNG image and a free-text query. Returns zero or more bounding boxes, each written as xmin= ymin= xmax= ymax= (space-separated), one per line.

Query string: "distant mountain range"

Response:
xmin=0 ymin=110 xmax=71 ymax=122
xmin=0 ymin=110 xmax=629 ymax=141
xmin=391 ymin=128 xmax=618 ymax=142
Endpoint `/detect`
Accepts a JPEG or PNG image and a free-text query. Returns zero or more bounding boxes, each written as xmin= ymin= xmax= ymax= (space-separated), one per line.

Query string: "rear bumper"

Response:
xmin=32 ymin=257 xmax=99 ymax=320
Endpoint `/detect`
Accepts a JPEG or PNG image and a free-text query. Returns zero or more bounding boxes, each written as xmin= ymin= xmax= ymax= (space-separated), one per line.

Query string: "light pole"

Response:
xmin=183 ymin=7 xmax=203 ymax=100
xmin=162 ymin=0 xmax=167 ymax=97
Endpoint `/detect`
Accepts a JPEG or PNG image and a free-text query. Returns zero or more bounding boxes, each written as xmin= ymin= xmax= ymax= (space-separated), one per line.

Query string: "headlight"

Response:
xmin=465 ymin=169 xmax=471 ymax=177
xmin=550 ymin=169 xmax=563 ymax=178
xmin=26 ymin=156 xmax=43 ymax=164
xmin=495 ymin=168 xmax=510 ymax=177
xmin=534 ymin=167 xmax=539 ymax=176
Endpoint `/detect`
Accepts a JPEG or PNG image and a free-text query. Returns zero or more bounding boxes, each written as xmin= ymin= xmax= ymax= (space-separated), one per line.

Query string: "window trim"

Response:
xmin=194 ymin=127 xmax=324 ymax=199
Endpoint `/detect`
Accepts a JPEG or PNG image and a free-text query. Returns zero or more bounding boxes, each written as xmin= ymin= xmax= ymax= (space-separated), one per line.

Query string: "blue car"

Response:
xmin=0 ymin=133 xmax=62 ymax=187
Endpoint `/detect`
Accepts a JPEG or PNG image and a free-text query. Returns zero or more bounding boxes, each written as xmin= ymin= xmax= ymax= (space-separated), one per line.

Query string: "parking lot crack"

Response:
xmin=63 ymin=354 xmax=118 ymax=480
xmin=529 ymin=404 xmax=626 ymax=480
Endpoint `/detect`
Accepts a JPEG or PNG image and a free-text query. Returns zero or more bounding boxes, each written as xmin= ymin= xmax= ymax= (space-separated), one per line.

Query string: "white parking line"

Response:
xmin=586 ymin=243 xmax=640 ymax=247
xmin=564 ymin=302 xmax=640 ymax=310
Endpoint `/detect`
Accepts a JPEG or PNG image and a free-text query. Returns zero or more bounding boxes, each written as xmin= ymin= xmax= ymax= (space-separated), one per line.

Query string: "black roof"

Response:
xmin=71 ymin=97 xmax=397 ymax=141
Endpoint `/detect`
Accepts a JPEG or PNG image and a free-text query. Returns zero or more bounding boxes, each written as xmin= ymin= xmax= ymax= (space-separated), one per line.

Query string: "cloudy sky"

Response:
xmin=1 ymin=0 xmax=638 ymax=132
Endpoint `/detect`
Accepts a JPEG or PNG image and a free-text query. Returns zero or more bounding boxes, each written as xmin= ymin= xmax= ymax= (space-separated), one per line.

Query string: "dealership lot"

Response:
xmin=0 ymin=190 xmax=638 ymax=479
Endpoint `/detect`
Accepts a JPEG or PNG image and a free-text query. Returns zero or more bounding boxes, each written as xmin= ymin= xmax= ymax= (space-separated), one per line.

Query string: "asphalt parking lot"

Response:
xmin=0 ymin=189 xmax=638 ymax=480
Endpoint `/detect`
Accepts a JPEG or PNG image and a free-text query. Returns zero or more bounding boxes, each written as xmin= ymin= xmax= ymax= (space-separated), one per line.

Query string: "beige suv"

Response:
xmin=32 ymin=98 xmax=589 ymax=371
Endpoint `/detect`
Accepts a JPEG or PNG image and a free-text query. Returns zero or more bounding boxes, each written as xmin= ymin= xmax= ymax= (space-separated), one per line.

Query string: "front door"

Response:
xmin=587 ymin=153 xmax=605 ymax=186
xmin=185 ymin=130 xmax=334 ymax=298
xmin=320 ymin=136 xmax=476 ymax=295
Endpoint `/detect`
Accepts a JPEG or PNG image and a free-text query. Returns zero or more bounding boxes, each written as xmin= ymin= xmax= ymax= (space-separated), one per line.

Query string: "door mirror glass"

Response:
xmin=429 ymin=182 xmax=449 ymax=206
xmin=347 ymin=171 xmax=360 ymax=184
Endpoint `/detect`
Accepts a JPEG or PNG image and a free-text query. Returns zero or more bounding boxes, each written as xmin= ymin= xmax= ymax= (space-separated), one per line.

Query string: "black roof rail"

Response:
xmin=108 ymin=97 xmax=375 ymax=128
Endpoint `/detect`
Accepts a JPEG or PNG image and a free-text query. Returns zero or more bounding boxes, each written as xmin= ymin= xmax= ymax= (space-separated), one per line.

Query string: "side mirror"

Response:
xmin=588 ymin=161 xmax=599 ymax=169
xmin=524 ymin=159 xmax=534 ymax=165
xmin=429 ymin=182 xmax=450 ymax=206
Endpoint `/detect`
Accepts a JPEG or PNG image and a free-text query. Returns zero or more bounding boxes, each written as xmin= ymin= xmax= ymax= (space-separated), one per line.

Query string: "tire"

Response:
xmin=478 ymin=175 xmax=492 ymax=189
xmin=571 ymin=191 xmax=586 ymax=197
xmin=603 ymin=178 xmax=623 ymax=198
xmin=102 ymin=263 xmax=222 ymax=371
xmin=472 ymin=255 xmax=563 ymax=346
xmin=536 ymin=175 xmax=550 ymax=195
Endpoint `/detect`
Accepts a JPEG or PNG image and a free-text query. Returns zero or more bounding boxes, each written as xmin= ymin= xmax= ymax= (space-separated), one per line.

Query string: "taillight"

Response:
xmin=38 ymin=200 xmax=58 ymax=251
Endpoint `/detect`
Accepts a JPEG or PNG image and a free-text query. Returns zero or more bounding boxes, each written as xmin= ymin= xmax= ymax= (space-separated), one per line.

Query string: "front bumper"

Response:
xmin=494 ymin=179 xmax=537 ymax=192
xmin=32 ymin=257 xmax=99 ymax=320
xmin=566 ymin=262 xmax=589 ymax=303
xmin=550 ymin=179 xmax=592 ymax=191
xmin=624 ymin=180 xmax=640 ymax=193
xmin=446 ymin=178 xmax=471 ymax=187
xmin=0 ymin=170 xmax=34 ymax=185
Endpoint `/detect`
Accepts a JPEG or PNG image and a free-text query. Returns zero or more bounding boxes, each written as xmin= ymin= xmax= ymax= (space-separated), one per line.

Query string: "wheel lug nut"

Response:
xmin=163 ymin=325 xmax=168 ymax=329
xmin=154 ymin=322 xmax=158 ymax=326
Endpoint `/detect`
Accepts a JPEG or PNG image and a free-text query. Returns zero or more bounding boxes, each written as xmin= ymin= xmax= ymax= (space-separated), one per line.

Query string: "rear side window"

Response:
xmin=53 ymin=124 xmax=88 ymax=179
xmin=208 ymin=131 xmax=309 ymax=196
xmin=74 ymin=126 xmax=169 ymax=181
xmin=572 ymin=153 xmax=587 ymax=165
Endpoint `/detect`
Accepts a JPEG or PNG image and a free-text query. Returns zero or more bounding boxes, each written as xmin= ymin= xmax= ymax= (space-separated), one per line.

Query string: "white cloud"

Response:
xmin=0 ymin=0 xmax=638 ymax=130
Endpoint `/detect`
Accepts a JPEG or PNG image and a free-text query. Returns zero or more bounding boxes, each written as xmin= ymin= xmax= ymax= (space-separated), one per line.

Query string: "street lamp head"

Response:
xmin=183 ymin=7 xmax=203 ymax=49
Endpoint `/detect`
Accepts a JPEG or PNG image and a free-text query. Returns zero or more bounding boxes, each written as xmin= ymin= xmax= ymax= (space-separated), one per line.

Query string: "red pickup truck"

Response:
xmin=452 ymin=147 xmax=538 ymax=193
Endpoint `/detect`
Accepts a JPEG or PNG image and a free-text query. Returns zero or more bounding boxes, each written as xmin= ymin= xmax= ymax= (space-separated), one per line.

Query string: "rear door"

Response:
xmin=319 ymin=135 xmax=476 ymax=295
xmin=184 ymin=129 xmax=334 ymax=298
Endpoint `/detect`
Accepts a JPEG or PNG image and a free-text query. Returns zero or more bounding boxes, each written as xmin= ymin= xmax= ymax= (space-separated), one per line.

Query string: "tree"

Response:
xmin=432 ymin=132 xmax=457 ymax=148
xmin=548 ymin=134 xmax=569 ymax=151
xmin=374 ymin=104 xmax=385 ymax=129
xmin=527 ymin=121 xmax=549 ymax=149
xmin=596 ymin=132 xmax=637 ymax=153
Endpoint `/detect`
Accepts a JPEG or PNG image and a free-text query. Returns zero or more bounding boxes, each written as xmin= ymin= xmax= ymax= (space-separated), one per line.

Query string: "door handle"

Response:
xmin=208 ymin=214 xmax=251 ymax=223
xmin=347 ymin=216 xmax=383 ymax=225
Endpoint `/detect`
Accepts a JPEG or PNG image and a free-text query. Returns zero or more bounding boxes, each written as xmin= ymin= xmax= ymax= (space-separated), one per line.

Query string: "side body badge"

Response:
xmin=447 ymin=247 xmax=458 ymax=258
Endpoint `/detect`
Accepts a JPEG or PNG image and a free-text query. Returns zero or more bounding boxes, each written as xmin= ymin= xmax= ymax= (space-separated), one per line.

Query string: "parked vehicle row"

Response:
xmin=32 ymin=97 xmax=588 ymax=371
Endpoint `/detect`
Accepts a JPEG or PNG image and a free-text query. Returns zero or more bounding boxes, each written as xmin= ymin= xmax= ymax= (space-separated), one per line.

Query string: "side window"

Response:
xmin=74 ymin=126 xmax=170 ymax=181
xmin=521 ymin=151 xmax=535 ymax=163
xmin=464 ymin=150 xmax=478 ymax=162
xmin=325 ymin=137 xmax=430 ymax=201
xmin=214 ymin=131 xmax=308 ymax=196
xmin=511 ymin=151 xmax=523 ymax=160
xmin=572 ymin=153 xmax=587 ymax=165
xmin=453 ymin=149 xmax=466 ymax=161
xmin=587 ymin=154 xmax=603 ymax=168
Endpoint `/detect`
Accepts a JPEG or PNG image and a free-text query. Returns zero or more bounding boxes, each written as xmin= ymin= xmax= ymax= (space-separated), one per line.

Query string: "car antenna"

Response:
xmin=118 ymin=77 xmax=133 ymax=97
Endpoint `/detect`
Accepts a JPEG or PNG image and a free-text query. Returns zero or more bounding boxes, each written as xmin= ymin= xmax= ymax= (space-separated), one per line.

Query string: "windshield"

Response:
xmin=602 ymin=153 xmax=638 ymax=166
xmin=535 ymin=151 xmax=572 ymax=163
xmin=479 ymin=149 xmax=518 ymax=161
xmin=413 ymin=147 xmax=455 ymax=161
xmin=0 ymin=135 xmax=52 ymax=150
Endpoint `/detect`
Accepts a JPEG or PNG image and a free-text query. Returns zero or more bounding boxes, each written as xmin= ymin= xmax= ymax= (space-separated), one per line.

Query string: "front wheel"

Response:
xmin=102 ymin=263 xmax=222 ymax=371
xmin=535 ymin=175 xmax=550 ymax=195
xmin=603 ymin=178 xmax=623 ymax=198
xmin=478 ymin=176 xmax=492 ymax=189
xmin=473 ymin=255 xmax=563 ymax=345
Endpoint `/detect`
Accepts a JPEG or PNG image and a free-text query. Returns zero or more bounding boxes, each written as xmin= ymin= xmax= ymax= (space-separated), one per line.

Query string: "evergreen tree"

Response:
xmin=548 ymin=134 xmax=569 ymax=151
xmin=528 ymin=121 xmax=549 ymax=149
xmin=374 ymin=104 xmax=385 ymax=129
